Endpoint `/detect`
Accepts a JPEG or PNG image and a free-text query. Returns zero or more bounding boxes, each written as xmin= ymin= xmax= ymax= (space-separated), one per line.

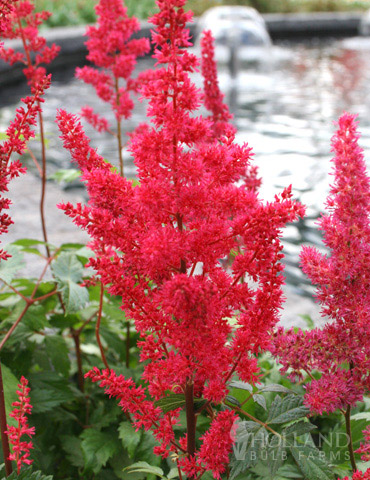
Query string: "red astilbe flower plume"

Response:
xmin=342 ymin=469 xmax=370 ymax=480
xmin=5 ymin=376 xmax=35 ymax=474
xmin=0 ymin=74 xmax=51 ymax=260
xmin=75 ymin=0 xmax=150 ymax=172
xmin=0 ymin=0 xmax=59 ymax=86
xmin=200 ymin=29 xmax=260 ymax=192
xmin=273 ymin=113 xmax=370 ymax=415
xmin=57 ymin=0 xmax=304 ymax=476
xmin=200 ymin=29 xmax=234 ymax=138
xmin=356 ymin=426 xmax=370 ymax=461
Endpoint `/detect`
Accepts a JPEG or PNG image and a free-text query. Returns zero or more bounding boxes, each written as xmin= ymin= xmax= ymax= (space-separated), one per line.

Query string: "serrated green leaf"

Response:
xmin=267 ymin=395 xmax=309 ymax=425
xmin=155 ymin=394 xmax=186 ymax=413
xmin=118 ymin=422 xmax=142 ymax=457
xmin=4 ymin=466 xmax=53 ymax=479
xmin=124 ymin=462 xmax=165 ymax=478
xmin=0 ymin=246 xmax=25 ymax=283
xmin=49 ymin=168 xmax=81 ymax=183
xmin=226 ymin=395 xmax=242 ymax=408
xmin=229 ymin=381 xmax=253 ymax=393
xmin=283 ymin=420 xmax=317 ymax=437
xmin=81 ymin=428 xmax=120 ymax=474
xmin=52 ymin=252 xmax=89 ymax=313
xmin=258 ymin=383 xmax=293 ymax=394
xmin=291 ymin=444 xmax=334 ymax=480
xmin=12 ymin=238 xmax=47 ymax=256
xmin=23 ymin=305 xmax=49 ymax=331
xmin=45 ymin=335 xmax=71 ymax=376
xmin=268 ymin=434 xmax=286 ymax=478
xmin=29 ymin=371 xmax=77 ymax=413
xmin=60 ymin=435 xmax=84 ymax=468
xmin=253 ymin=393 xmax=266 ymax=410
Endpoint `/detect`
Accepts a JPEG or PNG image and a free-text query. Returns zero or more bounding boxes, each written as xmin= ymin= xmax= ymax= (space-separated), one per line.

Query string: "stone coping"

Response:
xmin=0 ymin=11 xmax=365 ymax=87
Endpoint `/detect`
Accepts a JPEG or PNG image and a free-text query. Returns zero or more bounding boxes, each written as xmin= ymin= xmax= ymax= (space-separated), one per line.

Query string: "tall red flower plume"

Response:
xmin=273 ymin=113 xmax=370 ymax=414
xmin=5 ymin=376 xmax=35 ymax=474
xmin=57 ymin=0 xmax=304 ymax=476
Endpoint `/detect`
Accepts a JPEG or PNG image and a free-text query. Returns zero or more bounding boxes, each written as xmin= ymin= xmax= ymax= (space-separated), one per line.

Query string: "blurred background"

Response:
xmin=35 ymin=0 xmax=370 ymax=27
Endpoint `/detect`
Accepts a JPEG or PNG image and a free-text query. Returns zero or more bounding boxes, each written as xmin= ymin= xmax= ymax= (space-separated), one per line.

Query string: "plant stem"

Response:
xmin=125 ymin=321 xmax=130 ymax=368
xmin=226 ymin=401 xmax=281 ymax=438
xmin=185 ymin=380 xmax=197 ymax=466
xmin=96 ymin=283 xmax=109 ymax=370
xmin=71 ymin=329 xmax=84 ymax=393
xmin=114 ymin=78 xmax=124 ymax=177
xmin=0 ymin=361 xmax=12 ymax=476
xmin=37 ymin=108 xmax=50 ymax=258
xmin=344 ymin=405 xmax=357 ymax=472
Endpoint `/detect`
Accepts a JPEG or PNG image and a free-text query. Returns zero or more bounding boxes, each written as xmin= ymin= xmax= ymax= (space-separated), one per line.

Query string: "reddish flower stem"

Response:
xmin=96 ymin=283 xmax=110 ymax=370
xmin=37 ymin=107 xmax=50 ymax=258
xmin=71 ymin=329 xmax=84 ymax=393
xmin=115 ymin=78 xmax=124 ymax=177
xmin=344 ymin=405 xmax=357 ymax=472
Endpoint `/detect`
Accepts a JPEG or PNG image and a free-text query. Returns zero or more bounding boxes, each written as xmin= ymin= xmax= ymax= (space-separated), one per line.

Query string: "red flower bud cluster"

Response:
xmin=273 ymin=113 xmax=370 ymax=415
xmin=0 ymin=74 xmax=51 ymax=260
xmin=5 ymin=376 xmax=35 ymax=474
xmin=76 ymin=0 xmax=150 ymax=131
xmin=0 ymin=0 xmax=59 ymax=85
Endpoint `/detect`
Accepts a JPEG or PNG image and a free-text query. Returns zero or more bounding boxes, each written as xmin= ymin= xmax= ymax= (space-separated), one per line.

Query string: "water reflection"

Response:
xmin=1 ymin=37 xmax=370 ymax=324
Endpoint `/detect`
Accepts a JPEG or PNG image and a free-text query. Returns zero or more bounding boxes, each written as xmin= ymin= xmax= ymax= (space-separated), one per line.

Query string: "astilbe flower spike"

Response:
xmin=0 ymin=0 xmax=60 ymax=86
xmin=0 ymin=74 xmax=51 ymax=260
xmin=200 ymin=29 xmax=260 ymax=192
xmin=356 ymin=426 xmax=370 ymax=461
xmin=75 ymin=0 xmax=150 ymax=175
xmin=5 ymin=376 xmax=35 ymax=474
xmin=57 ymin=0 xmax=304 ymax=477
xmin=342 ymin=469 xmax=370 ymax=480
xmin=273 ymin=113 xmax=370 ymax=415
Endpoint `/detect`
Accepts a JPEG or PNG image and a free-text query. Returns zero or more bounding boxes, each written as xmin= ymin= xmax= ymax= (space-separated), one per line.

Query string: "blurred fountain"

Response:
xmin=196 ymin=6 xmax=272 ymax=70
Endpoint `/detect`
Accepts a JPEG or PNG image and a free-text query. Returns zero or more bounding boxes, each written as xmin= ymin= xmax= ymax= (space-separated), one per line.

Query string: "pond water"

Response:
xmin=1 ymin=36 xmax=370 ymax=326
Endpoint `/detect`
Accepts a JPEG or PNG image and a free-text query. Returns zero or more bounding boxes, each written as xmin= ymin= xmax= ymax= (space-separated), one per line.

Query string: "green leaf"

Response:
xmin=258 ymin=383 xmax=293 ymax=394
xmin=49 ymin=168 xmax=81 ymax=183
xmin=23 ymin=305 xmax=49 ymax=331
xmin=291 ymin=444 xmax=334 ymax=480
xmin=283 ymin=420 xmax=317 ymax=437
xmin=60 ymin=435 xmax=84 ymax=468
xmin=44 ymin=335 xmax=71 ymax=376
xmin=155 ymin=394 xmax=186 ymax=413
xmin=124 ymin=462 xmax=165 ymax=478
xmin=0 ymin=364 xmax=19 ymax=428
xmin=81 ymin=428 xmax=120 ymax=474
xmin=52 ymin=252 xmax=89 ymax=313
xmin=229 ymin=381 xmax=253 ymax=393
xmin=226 ymin=395 xmax=242 ymax=408
xmin=167 ymin=468 xmax=179 ymax=479
xmin=12 ymin=238 xmax=47 ymax=256
xmin=267 ymin=395 xmax=309 ymax=425
xmin=2 ymin=466 xmax=53 ymax=479
xmin=0 ymin=246 xmax=25 ymax=283
xmin=253 ymin=394 xmax=266 ymax=410
xmin=29 ymin=371 xmax=77 ymax=413
xmin=118 ymin=422 xmax=142 ymax=457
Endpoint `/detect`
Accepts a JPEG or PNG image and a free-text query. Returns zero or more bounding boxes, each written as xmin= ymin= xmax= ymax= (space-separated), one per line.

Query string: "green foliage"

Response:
xmin=51 ymin=252 xmax=89 ymax=313
xmin=0 ymin=465 xmax=53 ymax=479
